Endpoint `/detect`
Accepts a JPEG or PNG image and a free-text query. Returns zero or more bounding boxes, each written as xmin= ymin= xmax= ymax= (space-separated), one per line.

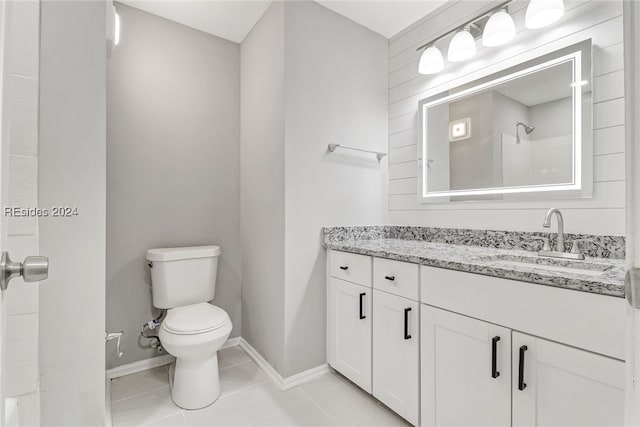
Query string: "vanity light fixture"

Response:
xmin=448 ymin=28 xmax=476 ymax=62
xmin=416 ymin=0 xmax=565 ymax=75
xmin=418 ymin=46 xmax=444 ymax=75
xmin=482 ymin=9 xmax=516 ymax=47
xmin=525 ymin=0 xmax=565 ymax=29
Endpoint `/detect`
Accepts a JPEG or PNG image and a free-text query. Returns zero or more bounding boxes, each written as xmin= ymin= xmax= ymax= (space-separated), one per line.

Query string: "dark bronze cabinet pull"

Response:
xmin=359 ymin=293 xmax=366 ymax=319
xmin=518 ymin=345 xmax=528 ymax=390
xmin=491 ymin=336 xmax=501 ymax=379
xmin=404 ymin=307 xmax=412 ymax=339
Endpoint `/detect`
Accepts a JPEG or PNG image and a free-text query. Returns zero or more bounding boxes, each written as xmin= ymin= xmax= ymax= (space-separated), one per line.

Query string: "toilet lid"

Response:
xmin=163 ymin=303 xmax=230 ymax=335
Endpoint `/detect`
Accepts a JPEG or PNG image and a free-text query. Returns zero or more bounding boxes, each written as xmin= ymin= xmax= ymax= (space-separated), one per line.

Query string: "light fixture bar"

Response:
xmin=415 ymin=0 xmax=513 ymax=53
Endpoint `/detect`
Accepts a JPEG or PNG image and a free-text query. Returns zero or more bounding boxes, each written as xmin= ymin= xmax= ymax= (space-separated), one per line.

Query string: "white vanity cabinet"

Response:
xmin=328 ymin=249 xmax=626 ymax=427
xmin=328 ymin=277 xmax=372 ymax=392
xmin=328 ymin=251 xmax=420 ymax=425
xmin=372 ymin=257 xmax=420 ymax=425
xmin=421 ymin=305 xmax=511 ymax=427
xmin=373 ymin=290 xmax=419 ymax=425
xmin=512 ymin=332 xmax=625 ymax=427
xmin=421 ymin=306 xmax=625 ymax=427
xmin=420 ymin=266 xmax=626 ymax=427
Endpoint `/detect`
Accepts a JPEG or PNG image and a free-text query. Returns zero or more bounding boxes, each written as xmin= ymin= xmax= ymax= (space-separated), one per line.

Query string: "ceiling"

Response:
xmin=315 ymin=1 xmax=449 ymax=39
xmin=118 ymin=0 xmax=451 ymax=43
xmin=495 ymin=62 xmax=574 ymax=107
xmin=119 ymin=1 xmax=273 ymax=43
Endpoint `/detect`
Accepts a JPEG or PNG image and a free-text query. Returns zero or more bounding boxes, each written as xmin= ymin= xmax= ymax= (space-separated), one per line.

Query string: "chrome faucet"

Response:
xmin=539 ymin=208 xmax=584 ymax=260
xmin=542 ymin=208 xmax=565 ymax=252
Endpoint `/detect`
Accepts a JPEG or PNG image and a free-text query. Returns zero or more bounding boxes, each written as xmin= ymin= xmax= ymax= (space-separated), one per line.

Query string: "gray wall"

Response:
xmin=240 ymin=0 xmax=286 ymax=374
xmin=448 ymin=91 xmax=495 ymax=190
xmin=282 ymin=0 xmax=388 ymax=377
xmin=106 ymin=4 xmax=241 ymax=368
xmin=39 ymin=1 xmax=106 ymax=424
xmin=240 ymin=0 xmax=387 ymax=378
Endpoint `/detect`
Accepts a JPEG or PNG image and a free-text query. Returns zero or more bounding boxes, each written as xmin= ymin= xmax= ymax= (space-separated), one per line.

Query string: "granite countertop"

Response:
xmin=324 ymin=238 xmax=626 ymax=298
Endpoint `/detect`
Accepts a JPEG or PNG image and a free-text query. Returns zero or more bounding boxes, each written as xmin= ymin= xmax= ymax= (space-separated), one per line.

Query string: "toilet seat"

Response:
xmin=163 ymin=303 xmax=230 ymax=335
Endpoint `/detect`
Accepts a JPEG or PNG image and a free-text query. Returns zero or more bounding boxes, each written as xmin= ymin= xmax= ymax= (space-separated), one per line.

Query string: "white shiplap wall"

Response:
xmin=3 ymin=0 xmax=41 ymax=422
xmin=387 ymin=0 xmax=625 ymax=236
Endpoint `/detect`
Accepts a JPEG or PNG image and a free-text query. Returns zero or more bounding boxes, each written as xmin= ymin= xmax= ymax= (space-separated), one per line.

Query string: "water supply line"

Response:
xmin=141 ymin=310 xmax=166 ymax=353
xmin=106 ymin=331 xmax=124 ymax=358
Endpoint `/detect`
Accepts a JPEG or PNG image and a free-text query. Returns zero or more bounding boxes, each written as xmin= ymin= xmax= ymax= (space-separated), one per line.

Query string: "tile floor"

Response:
xmin=110 ymin=346 xmax=410 ymax=427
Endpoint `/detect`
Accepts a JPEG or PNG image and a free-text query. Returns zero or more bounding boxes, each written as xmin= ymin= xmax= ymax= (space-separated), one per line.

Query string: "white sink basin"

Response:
xmin=482 ymin=254 xmax=612 ymax=277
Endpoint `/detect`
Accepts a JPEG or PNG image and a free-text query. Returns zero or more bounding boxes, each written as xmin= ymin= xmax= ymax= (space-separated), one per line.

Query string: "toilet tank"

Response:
xmin=146 ymin=245 xmax=221 ymax=309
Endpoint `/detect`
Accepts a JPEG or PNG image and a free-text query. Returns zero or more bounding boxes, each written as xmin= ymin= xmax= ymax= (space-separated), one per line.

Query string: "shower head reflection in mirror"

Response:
xmin=516 ymin=121 xmax=536 ymax=144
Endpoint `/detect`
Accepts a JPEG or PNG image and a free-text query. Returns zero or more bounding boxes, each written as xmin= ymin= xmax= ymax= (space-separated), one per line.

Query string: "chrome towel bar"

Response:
xmin=327 ymin=144 xmax=387 ymax=161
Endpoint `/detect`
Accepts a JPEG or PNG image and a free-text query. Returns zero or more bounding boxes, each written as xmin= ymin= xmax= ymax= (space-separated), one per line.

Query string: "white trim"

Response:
xmin=105 ymin=337 xmax=241 ymax=380
xmin=238 ymin=337 xmax=330 ymax=391
xmin=106 ymin=354 xmax=176 ymax=380
xmin=104 ymin=377 xmax=112 ymax=427
xmin=281 ymin=362 xmax=331 ymax=390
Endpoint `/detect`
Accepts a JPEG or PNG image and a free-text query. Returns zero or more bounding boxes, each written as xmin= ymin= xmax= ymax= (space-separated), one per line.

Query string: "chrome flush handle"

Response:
xmin=0 ymin=251 xmax=49 ymax=291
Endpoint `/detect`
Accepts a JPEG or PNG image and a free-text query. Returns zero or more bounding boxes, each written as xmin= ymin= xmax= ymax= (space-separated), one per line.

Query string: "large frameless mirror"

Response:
xmin=418 ymin=39 xmax=592 ymax=203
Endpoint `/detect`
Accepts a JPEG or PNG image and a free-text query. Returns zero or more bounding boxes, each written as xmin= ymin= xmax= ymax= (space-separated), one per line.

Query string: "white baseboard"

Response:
xmin=105 ymin=335 xmax=327 ymax=388
xmin=281 ymin=362 xmax=331 ymax=390
xmin=106 ymin=336 xmax=241 ymax=380
xmin=238 ymin=337 xmax=329 ymax=391
xmin=106 ymin=354 xmax=175 ymax=380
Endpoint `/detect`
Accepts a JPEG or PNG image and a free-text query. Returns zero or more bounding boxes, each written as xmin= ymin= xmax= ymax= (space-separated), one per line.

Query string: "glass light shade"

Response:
xmin=525 ymin=0 xmax=564 ymax=29
xmin=448 ymin=30 xmax=476 ymax=62
xmin=418 ymin=46 xmax=444 ymax=75
xmin=482 ymin=10 xmax=515 ymax=47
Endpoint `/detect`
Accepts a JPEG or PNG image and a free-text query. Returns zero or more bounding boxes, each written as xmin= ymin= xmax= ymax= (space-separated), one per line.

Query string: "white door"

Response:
xmin=328 ymin=277 xmax=372 ymax=392
xmin=372 ymin=290 xmax=419 ymax=426
xmin=512 ymin=331 xmax=625 ymax=427
xmin=421 ymin=305 xmax=511 ymax=427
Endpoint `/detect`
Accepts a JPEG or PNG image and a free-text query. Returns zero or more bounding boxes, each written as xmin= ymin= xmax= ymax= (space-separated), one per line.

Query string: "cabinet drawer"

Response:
xmin=374 ymin=258 xmax=419 ymax=301
xmin=329 ymin=250 xmax=372 ymax=287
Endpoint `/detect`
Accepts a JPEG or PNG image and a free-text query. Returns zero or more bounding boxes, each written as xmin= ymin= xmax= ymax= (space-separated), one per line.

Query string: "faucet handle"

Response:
xmin=532 ymin=236 xmax=551 ymax=251
xmin=570 ymin=239 xmax=593 ymax=255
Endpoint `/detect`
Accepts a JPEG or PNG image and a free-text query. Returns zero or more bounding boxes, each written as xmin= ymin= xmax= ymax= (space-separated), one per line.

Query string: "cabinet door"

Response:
xmin=373 ymin=290 xmax=419 ymax=426
xmin=512 ymin=332 xmax=625 ymax=427
xmin=421 ymin=305 xmax=511 ymax=427
xmin=328 ymin=278 xmax=372 ymax=392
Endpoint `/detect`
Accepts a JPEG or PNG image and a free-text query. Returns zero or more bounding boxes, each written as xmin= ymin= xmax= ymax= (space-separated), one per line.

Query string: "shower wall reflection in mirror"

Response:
xmin=418 ymin=40 xmax=592 ymax=203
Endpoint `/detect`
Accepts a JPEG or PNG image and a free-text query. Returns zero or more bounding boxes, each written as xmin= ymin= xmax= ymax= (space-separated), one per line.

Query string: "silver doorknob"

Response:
xmin=0 ymin=252 xmax=48 ymax=291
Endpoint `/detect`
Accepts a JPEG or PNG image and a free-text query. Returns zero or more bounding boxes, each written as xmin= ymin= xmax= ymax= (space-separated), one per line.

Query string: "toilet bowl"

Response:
xmin=159 ymin=303 xmax=232 ymax=409
xmin=147 ymin=245 xmax=231 ymax=410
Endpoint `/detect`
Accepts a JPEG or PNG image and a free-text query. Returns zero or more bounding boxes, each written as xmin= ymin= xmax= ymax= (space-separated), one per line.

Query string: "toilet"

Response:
xmin=146 ymin=245 xmax=232 ymax=410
